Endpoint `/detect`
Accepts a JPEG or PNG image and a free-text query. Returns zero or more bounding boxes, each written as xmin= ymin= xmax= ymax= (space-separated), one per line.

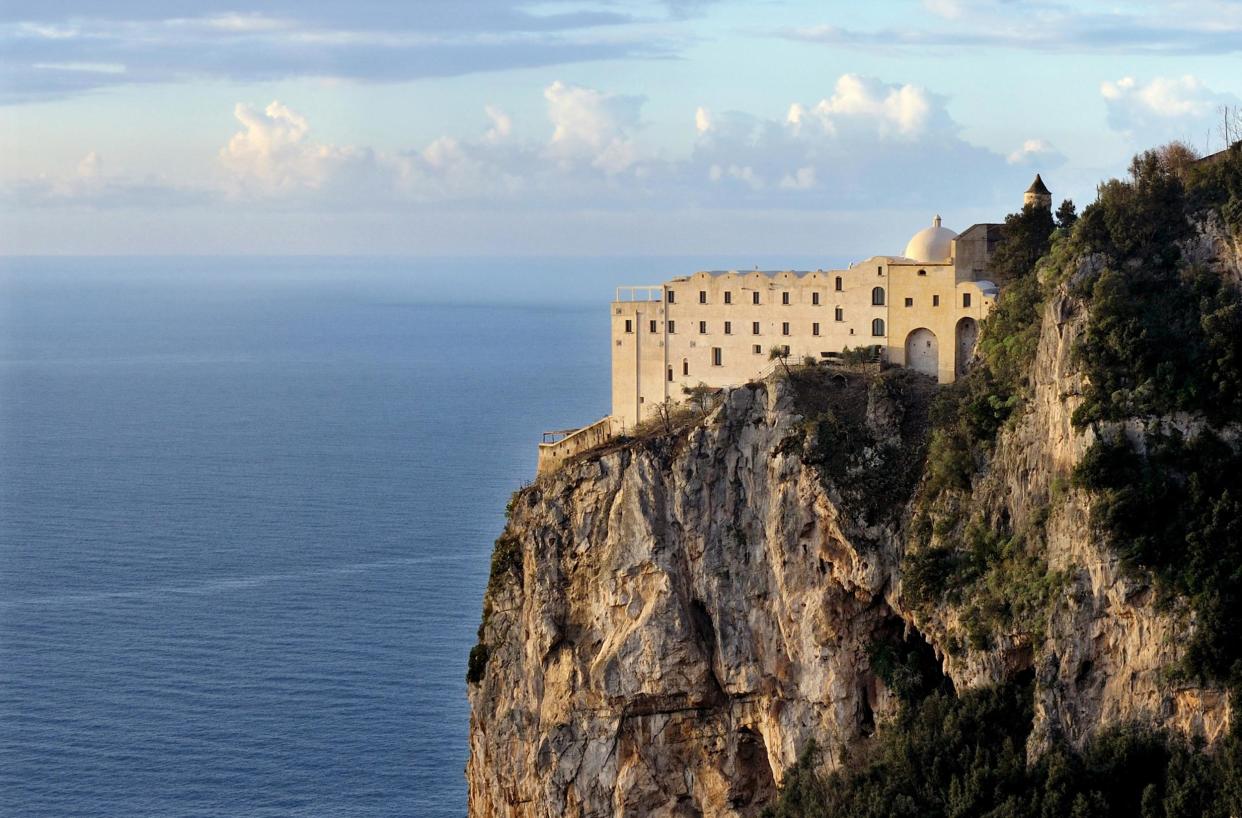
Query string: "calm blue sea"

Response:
xmin=0 ymin=255 xmax=838 ymax=817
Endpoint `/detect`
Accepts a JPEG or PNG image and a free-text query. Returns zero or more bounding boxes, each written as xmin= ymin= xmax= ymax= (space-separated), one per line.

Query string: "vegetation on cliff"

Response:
xmin=786 ymin=366 xmax=936 ymax=530
xmin=764 ymin=680 xmax=1241 ymax=818
xmin=1064 ymin=142 xmax=1242 ymax=687
xmin=773 ymin=143 xmax=1242 ymax=818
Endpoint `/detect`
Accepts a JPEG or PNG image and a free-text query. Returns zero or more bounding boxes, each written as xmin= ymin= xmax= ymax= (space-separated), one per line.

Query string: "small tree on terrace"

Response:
xmin=769 ymin=344 xmax=792 ymax=377
xmin=654 ymin=398 xmax=677 ymax=434
xmin=683 ymin=383 xmax=717 ymax=418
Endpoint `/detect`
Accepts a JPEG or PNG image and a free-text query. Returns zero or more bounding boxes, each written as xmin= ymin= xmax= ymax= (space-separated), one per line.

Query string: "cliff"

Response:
xmin=466 ymin=149 xmax=1242 ymax=817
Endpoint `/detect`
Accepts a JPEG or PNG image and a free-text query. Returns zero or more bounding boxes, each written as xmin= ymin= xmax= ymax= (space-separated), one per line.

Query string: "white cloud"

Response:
xmin=13 ymin=76 xmax=1033 ymax=215
xmin=695 ymin=106 xmax=713 ymax=134
xmin=1006 ymin=138 xmax=1066 ymax=168
xmin=219 ymin=100 xmax=378 ymax=196
xmin=544 ymin=80 xmax=645 ymax=173
xmin=786 ymin=74 xmax=936 ymax=139
xmin=709 ymin=163 xmax=763 ymax=189
xmin=483 ymin=105 xmax=512 ymax=143
xmin=779 ymin=166 xmax=816 ymax=190
xmin=689 ymin=74 xmax=1019 ymax=207
xmin=77 ymin=151 xmax=103 ymax=178
xmin=1100 ymin=74 xmax=1240 ymax=144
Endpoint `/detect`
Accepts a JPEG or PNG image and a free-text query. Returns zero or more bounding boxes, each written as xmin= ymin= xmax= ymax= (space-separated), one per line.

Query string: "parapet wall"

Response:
xmin=536 ymin=416 xmax=618 ymax=476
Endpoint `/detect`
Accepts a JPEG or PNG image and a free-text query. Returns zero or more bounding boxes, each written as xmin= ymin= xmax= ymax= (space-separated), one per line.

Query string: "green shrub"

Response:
xmin=466 ymin=642 xmax=490 ymax=684
xmin=1074 ymin=429 xmax=1242 ymax=684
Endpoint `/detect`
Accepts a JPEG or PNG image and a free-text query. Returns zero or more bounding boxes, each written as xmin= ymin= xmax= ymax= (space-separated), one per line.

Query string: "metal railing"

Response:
xmin=614 ymin=286 xmax=663 ymax=302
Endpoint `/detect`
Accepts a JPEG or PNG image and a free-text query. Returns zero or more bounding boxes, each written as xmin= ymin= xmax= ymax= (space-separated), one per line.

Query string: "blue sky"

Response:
xmin=3 ymin=0 xmax=1241 ymax=256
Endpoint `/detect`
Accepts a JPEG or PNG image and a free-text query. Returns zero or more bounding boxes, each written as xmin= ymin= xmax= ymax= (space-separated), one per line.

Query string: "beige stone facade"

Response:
xmin=610 ymin=219 xmax=1003 ymax=429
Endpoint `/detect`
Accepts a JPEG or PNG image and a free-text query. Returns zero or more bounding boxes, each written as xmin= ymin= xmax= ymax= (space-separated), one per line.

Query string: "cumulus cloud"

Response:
xmin=544 ymin=81 xmax=645 ymax=174
xmin=695 ymin=106 xmax=713 ymax=134
xmin=1006 ymin=139 xmax=1067 ymax=168
xmin=682 ymin=74 xmax=1021 ymax=208
xmin=10 ymin=150 xmax=210 ymax=208
xmin=779 ymin=166 xmax=816 ymax=190
xmin=1100 ymin=75 xmax=1241 ymax=143
xmin=219 ymin=101 xmax=381 ymax=197
xmin=785 ymin=74 xmax=938 ymax=139
xmin=483 ymin=105 xmax=512 ymax=143
xmin=13 ymin=75 xmax=1034 ymax=214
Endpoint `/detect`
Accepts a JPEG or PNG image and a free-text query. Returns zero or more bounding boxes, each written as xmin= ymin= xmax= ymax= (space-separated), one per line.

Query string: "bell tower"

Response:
xmin=1024 ymin=173 xmax=1051 ymax=209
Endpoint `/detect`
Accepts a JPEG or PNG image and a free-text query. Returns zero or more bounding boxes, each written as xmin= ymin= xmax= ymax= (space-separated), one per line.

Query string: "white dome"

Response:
xmin=903 ymin=215 xmax=957 ymax=262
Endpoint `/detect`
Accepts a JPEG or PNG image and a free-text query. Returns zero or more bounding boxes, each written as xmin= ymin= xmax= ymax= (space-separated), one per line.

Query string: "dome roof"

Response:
xmin=903 ymin=215 xmax=957 ymax=262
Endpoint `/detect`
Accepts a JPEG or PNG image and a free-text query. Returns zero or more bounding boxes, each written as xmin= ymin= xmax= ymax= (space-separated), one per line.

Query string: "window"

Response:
xmin=625 ymin=319 xmax=633 ymax=333
xmin=724 ymin=291 xmax=732 ymax=305
xmin=872 ymin=287 xmax=885 ymax=306
xmin=668 ymin=320 xmax=676 ymax=333
xmin=834 ymin=307 xmax=843 ymax=322
xmin=699 ymin=290 xmax=707 ymax=304
xmin=724 ymin=321 xmax=732 ymax=335
xmin=812 ymin=292 xmax=820 ymax=306
xmin=782 ymin=292 xmax=790 ymax=305
xmin=904 ymin=298 xmax=913 ymax=307
xmin=683 ymin=359 xmax=689 ymax=376
xmin=871 ymin=318 xmax=885 ymax=337
xmin=712 ymin=347 xmax=723 ymax=367
xmin=667 ymin=367 xmax=673 ymax=382
xmin=917 ymin=269 xmax=927 ymax=276
xmin=753 ymin=344 xmax=762 ymax=354
xmin=812 ymin=322 xmax=820 ymax=336
xmin=752 ymin=321 xmax=761 ymax=335
xmin=877 ymin=266 xmax=883 ymax=276
xmin=834 ymin=276 xmax=843 ymax=291
xmin=699 ymin=320 xmax=707 ymax=334
xmin=667 ymin=290 xmax=676 ymax=304
xmin=782 ymin=322 xmax=790 ymax=336
xmin=752 ymin=291 xmax=760 ymax=305
xmin=932 ymin=295 xmax=940 ymax=307
xmin=650 ymin=319 xmax=658 ymax=333
xmin=781 ymin=344 xmax=790 ymax=356
xmin=963 ymin=293 xmax=972 ymax=308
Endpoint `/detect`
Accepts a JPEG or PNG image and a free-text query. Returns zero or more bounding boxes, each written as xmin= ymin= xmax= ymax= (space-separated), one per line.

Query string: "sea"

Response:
xmin=0 ymin=255 xmax=835 ymax=817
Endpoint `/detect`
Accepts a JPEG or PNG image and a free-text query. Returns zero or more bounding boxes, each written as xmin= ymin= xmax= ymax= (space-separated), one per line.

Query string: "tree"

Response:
xmin=988 ymin=204 xmax=1055 ymax=284
xmin=769 ymin=344 xmax=793 ymax=377
xmin=653 ymin=398 xmax=677 ymax=434
xmin=1056 ymin=199 xmax=1078 ymax=231
xmin=682 ymin=383 xmax=717 ymax=417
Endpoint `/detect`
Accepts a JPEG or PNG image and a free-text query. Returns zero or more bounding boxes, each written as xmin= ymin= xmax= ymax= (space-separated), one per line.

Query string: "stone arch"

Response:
xmin=955 ymin=317 xmax=979 ymax=376
xmin=905 ymin=328 xmax=938 ymax=378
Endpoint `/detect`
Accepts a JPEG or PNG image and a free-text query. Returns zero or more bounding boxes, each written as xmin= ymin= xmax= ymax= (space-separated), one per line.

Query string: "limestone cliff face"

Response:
xmin=467 ymin=256 xmax=1232 ymax=817
xmin=468 ymin=382 xmax=907 ymax=817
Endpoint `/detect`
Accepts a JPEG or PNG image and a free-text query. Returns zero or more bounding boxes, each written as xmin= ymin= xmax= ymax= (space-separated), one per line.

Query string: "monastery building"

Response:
xmin=537 ymin=176 xmax=1050 ymax=472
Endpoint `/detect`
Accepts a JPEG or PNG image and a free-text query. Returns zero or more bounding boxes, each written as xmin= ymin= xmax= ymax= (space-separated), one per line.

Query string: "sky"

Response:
xmin=2 ymin=0 xmax=1241 ymax=257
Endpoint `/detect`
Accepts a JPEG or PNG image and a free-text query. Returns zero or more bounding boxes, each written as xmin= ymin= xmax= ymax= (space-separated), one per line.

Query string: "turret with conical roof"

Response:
xmin=1024 ymin=173 xmax=1052 ymax=209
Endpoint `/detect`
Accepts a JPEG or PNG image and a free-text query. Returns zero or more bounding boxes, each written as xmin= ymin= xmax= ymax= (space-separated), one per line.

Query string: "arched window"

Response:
xmin=917 ymin=269 xmax=927 ymax=276
xmin=871 ymin=318 xmax=885 ymax=337
xmin=834 ymin=276 xmax=843 ymax=291
xmin=871 ymin=286 xmax=885 ymax=306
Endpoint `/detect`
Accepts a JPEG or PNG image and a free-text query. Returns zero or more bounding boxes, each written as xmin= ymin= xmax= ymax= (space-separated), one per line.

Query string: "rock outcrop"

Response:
xmin=467 ymin=256 xmax=1234 ymax=817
